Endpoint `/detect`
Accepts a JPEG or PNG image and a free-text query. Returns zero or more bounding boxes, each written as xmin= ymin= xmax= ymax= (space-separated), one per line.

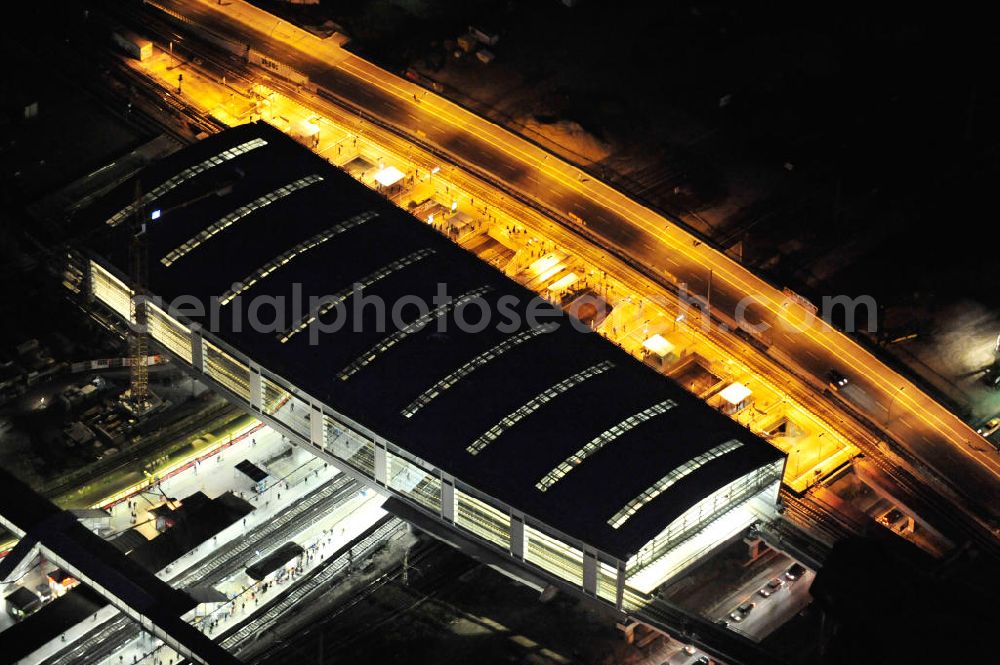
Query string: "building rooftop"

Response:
xmin=0 ymin=469 xmax=240 ymax=665
xmin=84 ymin=123 xmax=783 ymax=559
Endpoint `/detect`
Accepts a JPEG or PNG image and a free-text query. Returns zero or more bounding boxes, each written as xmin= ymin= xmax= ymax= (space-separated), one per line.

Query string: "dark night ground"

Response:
xmin=258 ymin=0 xmax=1000 ymax=317
xmin=1 ymin=4 xmax=998 ymax=664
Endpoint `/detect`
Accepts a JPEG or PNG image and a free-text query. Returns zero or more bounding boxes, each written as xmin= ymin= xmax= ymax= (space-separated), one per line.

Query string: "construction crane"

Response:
xmin=124 ymin=179 xmax=152 ymax=414
xmin=121 ymin=174 xmax=239 ymax=416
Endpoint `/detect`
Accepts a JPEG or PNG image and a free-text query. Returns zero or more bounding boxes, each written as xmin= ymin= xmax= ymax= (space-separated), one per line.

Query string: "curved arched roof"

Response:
xmin=85 ymin=123 xmax=783 ymax=559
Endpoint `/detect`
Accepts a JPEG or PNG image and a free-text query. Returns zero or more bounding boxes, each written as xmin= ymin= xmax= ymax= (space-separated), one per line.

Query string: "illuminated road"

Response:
xmin=145 ymin=0 xmax=1000 ymax=528
xmin=707 ymin=562 xmax=816 ymax=643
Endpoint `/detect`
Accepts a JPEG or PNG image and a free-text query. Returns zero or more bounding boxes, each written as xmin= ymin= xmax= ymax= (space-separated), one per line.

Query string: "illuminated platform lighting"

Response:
xmin=296 ymin=118 xmax=320 ymax=137
xmin=527 ymin=253 xmax=561 ymax=276
xmin=626 ymin=500 xmax=761 ymax=594
xmin=547 ymin=272 xmax=578 ymax=292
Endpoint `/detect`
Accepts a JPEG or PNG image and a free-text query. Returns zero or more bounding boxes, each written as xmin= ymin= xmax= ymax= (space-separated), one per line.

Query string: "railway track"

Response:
xmin=81 ymin=0 xmax=1000 ymax=560
xmin=221 ymin=515 xmax=407 ymax=654
xmin=244 ymin=537 xmax=473 ymax=663
xmin=169 ymin=473 xmax=358 ymax=589
xmin=48 ymin=5 xmax=1000 ymax=664
xmin=41 ymin=473 xmax=361 ymax=665
xmin=780 ymin=491 xmax=858 ymax=545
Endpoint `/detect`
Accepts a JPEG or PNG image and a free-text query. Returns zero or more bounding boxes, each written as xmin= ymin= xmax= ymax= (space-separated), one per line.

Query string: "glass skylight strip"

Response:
xmin=337 ymin=286 xmax=494 ymax=381
xmin=466 ymin=360 xmax=615 ymax=456
xmin=536 ymin=399 xmax=678 ymax=492
xmin=401 ymin=323 xmax=559 ymax=418
xmin=607 ymin=438 xmax=744 ymax=529
xmin=219 ymin=211 xmax=378 ymax=305
xmin=106 ymin=138 xmax=267 ymax=227
xmin=278 ymin=248 xmax=436 ymax=344
xmin=161 ymin=174 xmax=323 ymax=266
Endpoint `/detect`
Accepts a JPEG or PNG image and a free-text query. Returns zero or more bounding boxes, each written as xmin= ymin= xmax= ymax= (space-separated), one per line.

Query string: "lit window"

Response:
xmin=466 ymin=360 xmax=615 ymax=456
xmin=220 ymin=211 xmax=377 ymax=305
xmin=161 ymin=174 xmax=323 ymax=266
xmin=338 ymin=286 xmax=493 ymax=381
xmin=401 ymin=323 xmax=558 ymax=418
xmin=106 ymin=138 xmax=267 ymax=227
xmin=455 ymin=490 xmax=510 ymax=550
xmin=90 ymin=261 xmax=133 ymax=322
xmin=203 ymin=340 xmax=251 ymax=402
xmin=536 ymin=399 xmax=677 ymax=491
xmin=608 ymin=439 xmax=744 ymax=529
xmin=147 ymin=302 xmax=192 ymax=363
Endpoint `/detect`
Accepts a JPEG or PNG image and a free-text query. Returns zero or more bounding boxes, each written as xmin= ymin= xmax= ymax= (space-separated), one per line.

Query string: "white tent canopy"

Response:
xmin=373 ymin=165 xmax=405 ymax=187
xmin=719 ymin=382 xmax=752 ymax=405
xmin=642 ymin=334 xmax=675 ymax=357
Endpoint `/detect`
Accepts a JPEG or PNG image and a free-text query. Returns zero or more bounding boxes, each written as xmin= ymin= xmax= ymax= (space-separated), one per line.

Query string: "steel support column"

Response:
xmin=583 ymin=550 xmax=598 ymax=596
xmin=510 ymin=514 xmax=525 ymax=559
xmin=441 ymin=476 xmax=456 ymax=522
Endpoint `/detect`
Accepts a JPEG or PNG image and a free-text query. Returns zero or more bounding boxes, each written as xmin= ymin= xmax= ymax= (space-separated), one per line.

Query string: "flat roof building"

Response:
xmin=78 ymin=122 xmax=784 ymax=607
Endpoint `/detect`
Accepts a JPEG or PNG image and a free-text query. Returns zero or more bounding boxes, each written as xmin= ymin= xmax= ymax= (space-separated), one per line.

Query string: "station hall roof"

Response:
xmin=83 ymin=123 xmax=783 ymax=560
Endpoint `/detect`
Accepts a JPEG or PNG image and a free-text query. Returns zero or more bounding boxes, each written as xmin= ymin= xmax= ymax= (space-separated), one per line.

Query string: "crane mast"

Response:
xmin=124 ymin=180 xmax=152 ymax=414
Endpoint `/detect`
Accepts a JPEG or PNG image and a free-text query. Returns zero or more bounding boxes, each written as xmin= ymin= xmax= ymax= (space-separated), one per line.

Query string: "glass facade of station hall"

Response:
xmin=88 ymin=257 xmax=781 ymax=609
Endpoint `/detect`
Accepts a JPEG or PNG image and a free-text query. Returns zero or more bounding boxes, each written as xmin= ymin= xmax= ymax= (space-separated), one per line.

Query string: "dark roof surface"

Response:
xmin=130 ymin=492 xmax=252 ymax=574
xmin=0 ymin=469 xmax=240 ymax=665
xmin=85 ymin=123 xmax=783 ymax=559
xmin=0 ymin=585 xmax=107 ymax=663
xmin=246 ymin=541 xmax=304 ymax=581
xmin=235 ymin=459 xmax=268 ymax=483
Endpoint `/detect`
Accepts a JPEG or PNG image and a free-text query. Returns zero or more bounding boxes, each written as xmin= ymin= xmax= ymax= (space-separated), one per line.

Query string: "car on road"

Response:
xmin=826 ymin=370 xmax=849 ymax=391
xmin=729 ymin=602 xmax=755 ymax=622
xmin=785 ymin=563 xmax=807 ymax=580
xmin=977 ymin=417 xmax=1000 ymax=438
xmin=693 ymin=658 xmax=711 ymax=665
xmin=982 ymin=365 xmax=1000 ymax=389
xmin=758 ymin=577 xmax=785 ymax=597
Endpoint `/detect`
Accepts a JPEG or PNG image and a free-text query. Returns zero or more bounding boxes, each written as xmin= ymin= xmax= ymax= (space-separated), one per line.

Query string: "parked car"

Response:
xmin=758 ymin=577 xmax=785 ymax=597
